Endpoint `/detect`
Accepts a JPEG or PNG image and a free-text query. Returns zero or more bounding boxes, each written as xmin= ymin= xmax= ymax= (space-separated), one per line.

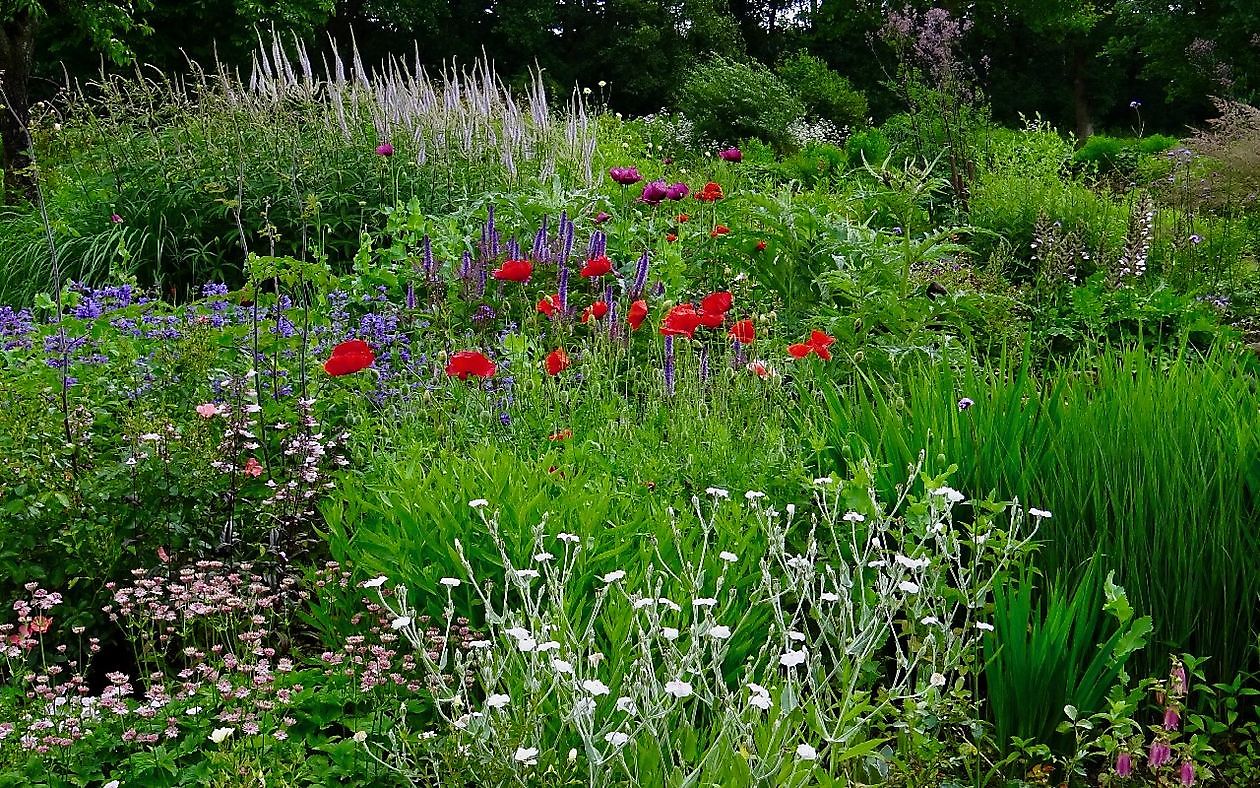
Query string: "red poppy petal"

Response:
xmin=787 ymin=343 xmax=812 ymax=359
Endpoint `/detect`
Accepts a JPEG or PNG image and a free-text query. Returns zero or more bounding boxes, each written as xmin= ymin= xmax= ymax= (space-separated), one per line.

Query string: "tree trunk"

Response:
xmin=1070 ymin=46 xmax=1093 ymax=144
xmin=0 ymin=10 xmax=37 ymax=204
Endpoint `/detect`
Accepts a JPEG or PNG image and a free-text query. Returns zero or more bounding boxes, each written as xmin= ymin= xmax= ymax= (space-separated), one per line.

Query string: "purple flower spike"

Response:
xmin=376 ymin=142 xmax=394 ymax=157
xmin=609 ymin=166 xmax=643 ymax=185
xmin=664 ymin=335 xmax=675 ymax=396
xmin=640 ymin=179 xmax=669 ymax=205
xmin=630 ymin=251 xmax=650 ymax=300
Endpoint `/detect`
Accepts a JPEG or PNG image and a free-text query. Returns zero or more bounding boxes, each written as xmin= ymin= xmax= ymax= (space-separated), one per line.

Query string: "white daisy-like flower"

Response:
xmin=514 ymin=746 xmax=539 ymax=764
xmin=486 ymin=693 xmax=511 ymax=709
xmin=744 ymin=490 xmax=766 ymax=501
xmin=390 ymin=616 xmax=411 ymax=630
xmin=664 ymin=680 xmax=693 ymax=698
xmin=796 ymin=743 xmax=818 ymax=761
xmin=604 ymin=731 xmax=630 ymax=747
xmin=719 ymin=551 xmax=738 ymax=563
xmin=362 ymin=576 xmax=388 ymax=588
xmin=557 ymin=532 xmax=580 ymax=543
xmin=708 ymin=625 xmax=732 ymax=639
xmin=439 ymin=577 xmax=461 ymax=587
xmin=582 ymin=679 xmax=611 ymax=696
xmin=469 ymin=499 xmax=489 ymax=508
xmin=932 ymin=486 xmax=965 ymax=503
xmin=705 ymin=487 xmax=729 ymax=498
xmin=602 ymin=570 xmax=626 ymax=584
xmin=779 ymin=649 xmax=807 ymax=667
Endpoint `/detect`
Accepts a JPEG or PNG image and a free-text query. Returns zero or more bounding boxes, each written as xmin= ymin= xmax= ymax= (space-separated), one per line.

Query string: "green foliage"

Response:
xmin=1074 ymin=134 xmax=1180 ymax=178
xmin=775 ymin=51 xmax=869 ymax=130
xmin=677 ymin=54 xmax=805 ymax=149
xmin=844 ymin=127 xmax=892 ymax=166
xmin=806 ymin=344 xmax=1260 ymax=680
xmin=984 ymin=560 xmax=1152 ymax=752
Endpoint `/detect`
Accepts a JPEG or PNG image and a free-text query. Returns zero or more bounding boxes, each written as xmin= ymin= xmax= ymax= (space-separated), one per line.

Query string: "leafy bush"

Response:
xmin=775 ymin=51 xmax=869 ymax=130
xmin=845 ymin=126 xmax=893 ymax=165
xmin=676 ymin=55 xmax=805 ymax=150
xmin=1073 ymin=134 xmax=1180 ymax=178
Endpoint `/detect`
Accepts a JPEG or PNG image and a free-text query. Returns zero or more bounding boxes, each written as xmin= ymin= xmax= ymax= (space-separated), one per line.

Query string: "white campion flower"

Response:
xmin=353 ymin=730 xmax=368 ymax=743
xmin=920 ymin=616 xmax=941 ymax=626
xmin=820 ymin=592 xmax=840 ymax=602
xmin=469 ymin=499 xmax=489 ymax=508
xmin=744 ymin=490 xmax=766 ymax=501
xmin=931 ymin=486 xmax=965 ymax=503
xmin=582 ymin=679 xmax=611 ymax=696
xmin=930 ymin=672 xmax=947 ymax=687
xmin=604 ymin=731 xmax=630 ymax=747
xmin=551 ymin=658 xmax=574 ymax=674
xmin=705 ymin=487 xmax=729 ymax=498
xmin=796 ymin=743 xmax=818 ymax=761
xmin=534 ymin=552 xmax=554 ymax=562
xmin=661 ymin=627 xmax=680 ymax=640
xmin=514 ymin=747 xmax=539 ymax=765
xmin=867 ymin=560 xmax=887 ymax=568
xmin=390 ymin=616 xmax=411 ymax=630
xmin=779 ymin=649 xmax=807 ymax=667
xmin=505 ymin=627 xmax=531 ymax=641
xmin=812 ymin=476 xmax=833 ymax=485
xmin=633 ymin=598 xmax=655 ymax=609
xmin=602 ymin=570 xmax=626 ymax=584
xmin=788 ymin=630 xmax=805 ymax=642
xmin=895 ymin=554 xmax=930 ymax=570
xmin=469 ymin=639 xmax=492 ymax=649
xmin=615 ymin=696 xmax=637 ymax=714
xmin=517 ymin=637 xmax=538 ymax=652
xmin=557 ymin=532 xmax=580 ymax=544
xmin=658 ymin=597 xmax=681 ymax=612
xmin=362 ymin=576 xmax=388 ymax=589
xmin=748 ymin=683 xmax=772 ymax=710
xmin=692 ymin=597 xmax=717 ymax=608
xmin=843 ymin=511 xmax=866 ymax=522
xmin=439 ymin=577 xmax=461 ymax=587
xmin=486 ymin=693 xmax=511 ymax=709
xmin=103 ymin=782 xmax=121 ymax=788
xmin=786 ymin=555 xmax=812 ymax=571
xmin=535 ymin=641 xmax=560 ymax=652
xmin=573 ymin=697 xmax=596 ymax=716
xmin=718 ymin=551 xmax=738 ymax=563
xmin=976 ymin=622 xmax=995 ymax=632
xmin=209 ymin=727 xmax=235 ymax=744
xmin=1029 ymin=507 xmax=1053 ymax=519
xmin=664 ymin=680 xmax=693 ymax=698
xmin=708 ymin=625 xmax=732 ymax=640
xmin=514 ymin=568 xmax=540 ymax=581
xmin=898 ymin=581 xmax=921 ymax=594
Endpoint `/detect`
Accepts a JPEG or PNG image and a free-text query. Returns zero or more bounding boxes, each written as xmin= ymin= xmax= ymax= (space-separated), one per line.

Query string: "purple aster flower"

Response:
xmin=609 ymin=166 xmax=643 ymax=185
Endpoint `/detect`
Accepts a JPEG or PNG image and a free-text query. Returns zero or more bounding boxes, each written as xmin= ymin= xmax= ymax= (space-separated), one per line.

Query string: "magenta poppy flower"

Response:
xmin=593 ymin=211 xmax=612 ymax=224
xmin=718 ymin=147 xmax=742 ymax=162
xmin=640 ymin=179 xmax=669 ymax=204
xmin=665 ymin=182 xmax=689 ymax=200
xmin=609 ymin=167 xmax=643 ymax=185
xmin=376 ymin=142 xmax=394 ymax=157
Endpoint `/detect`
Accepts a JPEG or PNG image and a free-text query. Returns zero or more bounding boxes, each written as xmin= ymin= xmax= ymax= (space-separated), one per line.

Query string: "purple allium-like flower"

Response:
xmin=1149 ymin=741 xmax=1172 ymax=769
xmin=1115 ymin=752 xmax=1133 ymax=777
xmin=1180 ymin=761 xmax=1195 ymax=785
xmin=718 ymin=147 xmax=742 ymax=162
xmin=1163 ymin=707 xmax=1181 ymax=731
xmin=957 ymin=397 xmax=974 ymax=411
xmin=593 ymin=211 xmax=611 ymax=224
xmin=609 ymin=166 xmax=643 ymax=185
xmin=376 ymin=142 xmax=394 ymax=157
xmin=641 ymin=179 xmax=669 ymax=204
xmin=665 ymin=182 xmax=689 ymax=200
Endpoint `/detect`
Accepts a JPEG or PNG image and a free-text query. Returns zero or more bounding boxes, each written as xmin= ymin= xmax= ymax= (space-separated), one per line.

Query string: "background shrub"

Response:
xmin=775 ymin=51 xmax=869 ymax=130
xmin=677 ymin=54 xmax=805 ymax=150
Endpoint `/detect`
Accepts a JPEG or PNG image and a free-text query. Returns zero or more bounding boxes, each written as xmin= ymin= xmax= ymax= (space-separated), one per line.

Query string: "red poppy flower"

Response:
xmin=666 ymin=233 xmax=677 ymax=243
xmin=747 ymin=360 xmax=772 ymax=378
xmin=710 ymin=225 xmax=730 ymax=238
xmin=323 ymin=339 xmax=375 ymax=376
xmin=677 ymin=213 xmax=690 ymax=223
xmin=700 ymin=291 xmax=733 ymax=316
xmin=492 ymin=258 xmax=533 ymax=282
xmin=548 ymin=428 xmax=573 ymax=441
xmin=446 ymin=350 xmax=497 ymax=380
xmin=545 ymin=347 xmax=571 ymax=376
xmin=580 ymin=255 xmax=613 ymax=277
xmin=582 ymin=301 xmax=609 ymax=323
xmin=660 ymin=303 xmax=703 ymax=338
xmin=788 ymin=330 xmax=835 ymax=361
xmin=695 ymin=181 xmax=724 ymax=202
xmin=729 ymin=319 xmax=755 ymax=344
xmin=698 ymin=311 xmax=724 ymax=329
xmin=627 ymin=299 xmax=648 ymax=330
xmin=537 ymin=293 xmax=561 ymax=317
xmin=756 ymin=240 xmax=767 ymax=252
xmin=788 ymin=343 xmax=812 ymax=358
